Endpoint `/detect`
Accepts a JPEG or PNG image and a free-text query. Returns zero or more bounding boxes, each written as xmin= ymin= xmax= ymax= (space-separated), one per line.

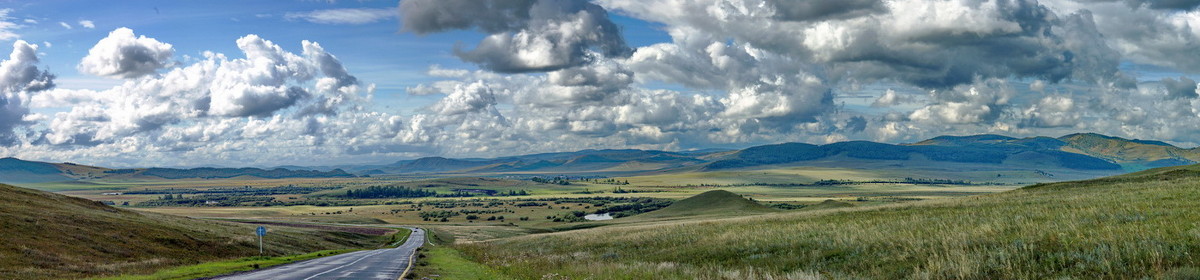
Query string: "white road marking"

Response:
xmin=302 ymin=249 xmax=390 ymax=280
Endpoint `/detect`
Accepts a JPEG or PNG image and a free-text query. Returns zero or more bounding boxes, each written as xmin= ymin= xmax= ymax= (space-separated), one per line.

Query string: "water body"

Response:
xmin=584 ymin=213 xmax=613 ymax=221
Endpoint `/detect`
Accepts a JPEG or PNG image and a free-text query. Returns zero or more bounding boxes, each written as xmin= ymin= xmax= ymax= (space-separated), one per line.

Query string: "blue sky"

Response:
xmin=13 ymin=0 xmax=679 ymax=114
xmin=1 ymin=0 xmax=1199 ymax=167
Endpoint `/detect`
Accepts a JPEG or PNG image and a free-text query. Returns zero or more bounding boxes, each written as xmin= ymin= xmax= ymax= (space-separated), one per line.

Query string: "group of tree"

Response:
xmin=496 ymin=189 xmax=530 ymax=196
xmin=531 ymin=176 xmax=572 ymax=185
xmin=127 ymin=185 xmax=336 ymax=196
xmin=342 ymin=186 xmax=437 ymax=199
xmin=136 ymin=195 xmax=274 ymax=207
xmin=591 ymin=178 xmax=630 ymax=185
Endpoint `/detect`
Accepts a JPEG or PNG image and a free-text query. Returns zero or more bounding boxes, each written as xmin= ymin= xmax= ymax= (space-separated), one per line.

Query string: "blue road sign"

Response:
xmin=256 ymin=226 xmax=267 ymax=236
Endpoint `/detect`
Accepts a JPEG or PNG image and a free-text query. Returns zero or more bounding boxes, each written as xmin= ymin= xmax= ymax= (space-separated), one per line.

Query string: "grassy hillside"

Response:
xmin=706 ymin=140 xmax=1121 ymax=171
xmin=636 ymin=190 xmax=777 ymax=219
xmin=458 ymin=164 xmax=1200 ymax=279
xmin=0 ymin=157 xmax=74 ymax=183
xmin=0 ymin=184 xmax=384 ymax=279
xmin=1059 ymin=133 xmax=1198 ymax=168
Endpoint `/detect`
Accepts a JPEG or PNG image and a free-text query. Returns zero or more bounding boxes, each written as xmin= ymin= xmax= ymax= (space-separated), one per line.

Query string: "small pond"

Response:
xmin=584 ymin=213 xmax=613 ymax=221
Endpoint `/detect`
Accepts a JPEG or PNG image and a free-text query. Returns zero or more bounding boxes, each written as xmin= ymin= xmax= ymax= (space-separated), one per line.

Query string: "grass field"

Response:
xmin=0 ymin=183 xmax=393 ymax=279
xmin=408 ymin=229 xmax=514 ymax=280
xmin=452 ymin=164 xmax=1200 ymax=279
xmin=128 ymin=175 xmax=1018 ymax=231
xmin=36 ymin=165 xmax=1033 ymax=209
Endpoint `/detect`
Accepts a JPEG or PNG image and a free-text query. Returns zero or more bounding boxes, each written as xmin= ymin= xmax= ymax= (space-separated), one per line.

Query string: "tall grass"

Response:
xmin=460 ymin=172 xmax=1200 ymax=279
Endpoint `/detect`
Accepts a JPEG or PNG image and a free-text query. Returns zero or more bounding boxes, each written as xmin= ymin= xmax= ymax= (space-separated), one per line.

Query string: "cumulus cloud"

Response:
xmin=78 ymin=20 xmax=95 ymax=29
xmin=39 ymin=31 xmax=372 ymax=151
xmin=208 ymin=35 xmax=316 ymax=117
xmin=16 ymin=0 xmax=1200 ymax=166
xmin=78 ymin=28 xmax=174 ymax=79
xmin=1162 ymin=76 xmax=1199 ymax=99
xmin=284 ymin=8 xmax=394 ymax=24
xmin=602 ymin=0 xmax=1124 ymax=89
xmin=1020 ymin=95 xmax=1080 ymax=128
xmin=427 ymin=81 xmax=498 ymax=116
xmin=0 ymin=40 xmax=54 ymax=145
xmin=400 ymin=0 xmax=631 ymax=73
xmin=627 ymin=30 xmax=834 ymax=130
xmin=1045 ymin=0 xmax=1200 ymax=72
xmin=1072 ymin=0 xmax=1200 ymax=10
xmin=772 ymin=0 xmax=886 ymax=22
xmin=908 ymin=80 xmax=1014 ymax=125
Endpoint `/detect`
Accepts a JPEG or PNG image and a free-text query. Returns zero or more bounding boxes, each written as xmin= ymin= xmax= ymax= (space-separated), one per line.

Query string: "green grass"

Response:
xmin=88 ymin=228 xmax=412 ymax=280
xmin=636 ymin=190 xmax=777 ymax=219
xmin=88 ymin=249 xmax=360 ymax=280
xmin=457 ymin=164 xmax=1200 ymax=279
xmin=409 ymin=230 xmax=514 ymax=280
xmin=0 ymin=184 xmax=384 ymax=279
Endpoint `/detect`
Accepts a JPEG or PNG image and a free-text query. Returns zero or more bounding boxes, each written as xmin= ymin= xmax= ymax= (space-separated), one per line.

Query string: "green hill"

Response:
xmin=1059 ymin=133 xmax=1199 ymax=168
xmin=0 ymin=184 xmax=382 ymax=279
xmin=0 ymin=157 xmax=76 ymax=183
xmin=463 ymin=164 xmax=1200 ymax=279
xmin=637 ymin=190 xmax=777 ymax=219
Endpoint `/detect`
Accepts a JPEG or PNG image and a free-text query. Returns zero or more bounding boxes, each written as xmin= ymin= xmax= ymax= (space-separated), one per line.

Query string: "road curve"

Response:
xmin=217 ymin=227 xmax=425 ymax=280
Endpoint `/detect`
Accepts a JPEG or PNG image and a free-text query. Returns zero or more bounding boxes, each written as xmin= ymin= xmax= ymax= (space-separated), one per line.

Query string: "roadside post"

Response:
xmin=256 ymin=226 xmax=267 ymax=255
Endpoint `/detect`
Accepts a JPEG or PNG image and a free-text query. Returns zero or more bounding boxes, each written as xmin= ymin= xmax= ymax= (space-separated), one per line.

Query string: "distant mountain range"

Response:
xmin=0 ymin=157 xmax=352 ymax=183
xmin=1 ymin=133 xmax=1196 ymax=184
xmin=329 ymin=133 xmax=1196 ymax=176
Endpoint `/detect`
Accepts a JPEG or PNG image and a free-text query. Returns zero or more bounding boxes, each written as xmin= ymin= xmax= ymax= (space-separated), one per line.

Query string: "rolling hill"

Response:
xmin=0 ymin=183 xmax=382 ymax=279
xmin=703 ymin=138 xmax=1121 ymax=171
xmin=636 ymin=190 xmax=778 ymax=219
xmin=368 ymin=133 xmax=1196 ymax=175
xmin=3 ymin=133 xmax=1197 ymax=182
xmin=1059 ymin=133 xmax=1200 ymax=168
xmin=0 ymin=157 xmax=354 ymax=184
xmin=0 ymin=157 xmax=110 ymax=183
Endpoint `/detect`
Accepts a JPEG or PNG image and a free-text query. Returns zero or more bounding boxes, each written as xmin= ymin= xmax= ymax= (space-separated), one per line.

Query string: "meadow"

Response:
xmin=38 ymin=168 xmax=1023 ymax=233
xmin=451 ymin=164 xmax=1200 ymax=279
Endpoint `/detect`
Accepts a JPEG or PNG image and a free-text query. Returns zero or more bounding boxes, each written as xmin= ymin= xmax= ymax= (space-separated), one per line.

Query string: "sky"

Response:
xmin=1 ymin=0 xmax=1200 ymax=167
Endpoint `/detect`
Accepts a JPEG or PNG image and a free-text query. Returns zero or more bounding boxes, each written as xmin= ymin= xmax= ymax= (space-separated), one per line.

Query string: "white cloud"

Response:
xmin=58 ymin=22 xmax=70 ymax=29
xmin=78 ymin=20 xmax=95 ymax=29
xmin=0 ymin=40 xmax=55 ymax=144
xmin=14 ymin=0 xmax=1200 ymax=166
xmin=78 ymin=28 xmax=174 ymax=79
xmin=908 ymin=80 xmax=1013 ymax=125
xmin=1020 ymin=96 xmax=1080 ymax=128
xmin=37 ymin=32 xmax=376 ymax=158
xmin=427 ymin=81 xmax=498 ymax=116
xmin=284 ymin=8 xmax=394 ymax=25
xmin=871 ymin=89 xmax=913 ymax=107
xmin=0 ymin=9 xmax=20 ymax=40
xmin=400 ymin=0 xmax=631 ymax=73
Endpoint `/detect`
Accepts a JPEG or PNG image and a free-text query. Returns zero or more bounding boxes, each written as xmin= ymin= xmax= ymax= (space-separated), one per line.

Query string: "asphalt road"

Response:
xmin=217 ymin=227 xmax=425 ymax=280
